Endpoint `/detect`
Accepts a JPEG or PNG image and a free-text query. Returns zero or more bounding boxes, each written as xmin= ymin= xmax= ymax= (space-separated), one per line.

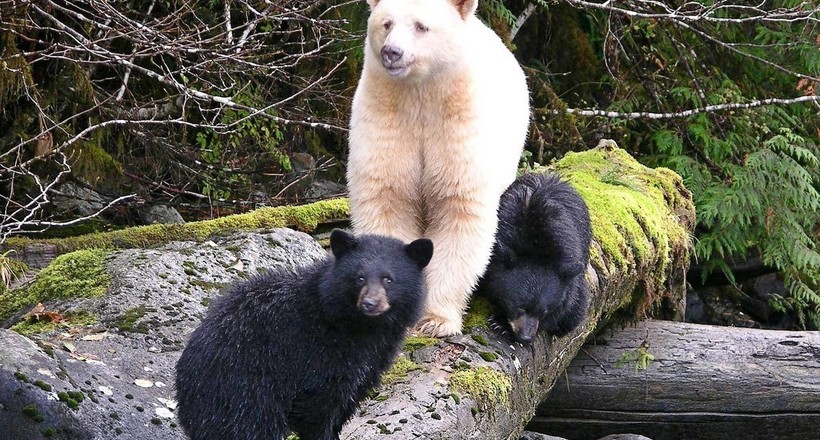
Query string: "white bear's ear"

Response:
xmin=366 ymin=0 xmax=380 ymax=9
xmin=330 ymin=229 xmax=358 ymax=258
xmin=450 ymin=0 xmax=478 ymax=19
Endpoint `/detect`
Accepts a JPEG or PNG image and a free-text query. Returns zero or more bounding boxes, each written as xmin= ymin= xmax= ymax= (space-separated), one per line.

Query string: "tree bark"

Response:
xmin=530 ymin=320 xmax=820 ymax=440
xmin=342 ymin=142 xmax=696 ymax=439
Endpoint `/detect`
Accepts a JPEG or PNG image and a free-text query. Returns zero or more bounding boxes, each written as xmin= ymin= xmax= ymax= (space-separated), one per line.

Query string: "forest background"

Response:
xmin=0 ymin=0 xmax=818 ymax=328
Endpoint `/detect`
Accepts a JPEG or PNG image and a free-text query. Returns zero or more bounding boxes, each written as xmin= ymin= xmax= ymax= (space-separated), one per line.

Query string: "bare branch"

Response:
xmin=560 ymin=95 xmax=820 ymax=120
xmin=510 ymin=3 xmax=538 ymax=41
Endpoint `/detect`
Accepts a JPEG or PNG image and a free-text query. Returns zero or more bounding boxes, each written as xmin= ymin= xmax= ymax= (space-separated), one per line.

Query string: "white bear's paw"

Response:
xmin=416 ymin=315 xmax=462 ymax=337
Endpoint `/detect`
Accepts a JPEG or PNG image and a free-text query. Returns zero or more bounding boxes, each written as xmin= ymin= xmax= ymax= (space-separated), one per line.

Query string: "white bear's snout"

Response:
xmin=381 ymin=44 xmax=404 ymax=66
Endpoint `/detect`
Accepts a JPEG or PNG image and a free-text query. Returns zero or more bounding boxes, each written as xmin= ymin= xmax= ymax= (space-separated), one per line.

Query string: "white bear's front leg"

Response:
xmin=347 ymin=92 xmax=425 ymax=243
xmin=417 ymin=188 xmax=500 ymax=337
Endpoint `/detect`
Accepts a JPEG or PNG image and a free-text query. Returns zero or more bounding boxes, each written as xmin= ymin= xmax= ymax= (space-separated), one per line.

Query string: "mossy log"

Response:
xmin=2 ymin=198 xmax=350 ymax=269
xmin=341 ymin=141 xmax=696 ymax=439
xmin=531 ymin=319 xmax=820 ymax=440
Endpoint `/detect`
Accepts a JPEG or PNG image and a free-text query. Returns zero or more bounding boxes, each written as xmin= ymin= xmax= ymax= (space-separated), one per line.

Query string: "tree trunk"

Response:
xmin=530 ymin=319 xmax=820 ymax=440
xmin=342 ymin=141 xmax=697 ymax=439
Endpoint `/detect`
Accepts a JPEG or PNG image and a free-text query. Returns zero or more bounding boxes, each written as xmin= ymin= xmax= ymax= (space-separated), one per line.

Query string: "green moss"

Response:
xmin=57 ymin=391 xmax=81 ymax=410
xmin=12 ymin=311 xmax=99 ymax=335
xmin=115 ymin=306 xmax=149 ymax=333
xmin=471 ymin=334 xmax=489 ymax=346
xmin=0 ymin=250 xmax=110 ymax=322
xmin=380 ymin=355 xmax=422 ymax=387
xmin=551 ymin=143 xmax=693 ymax=316
xmin=33 ymin=380 xmax=52 ymax=392
xmin=478 ymin=352 xmax=498 ymax=362
xmin=14 ymin=371 xmax=29 ymax=382
xmin=403 ymin=336 xmax=439 ymax=351
xmin=4 ymin=199 xmax=349 ymax=255
xmin=43 ymin=427 xmax=55 ymax=437
xmin=462 ymin=296 xmax=495 ymax=332
xmin=22 ymin=404 xmax=38 ymax=418
xmin=448 ymin=366 xmax=511 ymax=410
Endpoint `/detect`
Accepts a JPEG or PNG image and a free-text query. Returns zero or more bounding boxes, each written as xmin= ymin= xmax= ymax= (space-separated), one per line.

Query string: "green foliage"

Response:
xmin=616 ymin=341 xmax=655 ymax=373
xmin=194 ymin=86 xmax=289 ymax=201
xmin=515 ymin=0 xmax=820 ymax=329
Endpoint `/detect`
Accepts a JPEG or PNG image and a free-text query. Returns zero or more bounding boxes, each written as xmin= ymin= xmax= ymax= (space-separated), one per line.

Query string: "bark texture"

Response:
xmin=531 ymin=320 xmax=820 ymax=440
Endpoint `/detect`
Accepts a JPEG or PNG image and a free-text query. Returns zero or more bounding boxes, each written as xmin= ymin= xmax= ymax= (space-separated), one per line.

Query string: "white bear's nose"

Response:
xmin=380 ymin=45 xmax=404 ymax=65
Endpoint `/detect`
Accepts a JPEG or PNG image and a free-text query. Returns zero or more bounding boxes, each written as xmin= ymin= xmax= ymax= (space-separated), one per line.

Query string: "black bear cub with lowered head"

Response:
xmin=175 ymin=229 xmax=433 ymax=440
xmin=481 ymin=172 xmax=592 ymax=344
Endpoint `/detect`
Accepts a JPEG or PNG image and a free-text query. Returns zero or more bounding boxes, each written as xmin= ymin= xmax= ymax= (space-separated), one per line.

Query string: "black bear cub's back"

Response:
xmin=482 ymin=172 xmax=592 ymax=344
xmin=175 ymin=230 xmax=433 ymax=440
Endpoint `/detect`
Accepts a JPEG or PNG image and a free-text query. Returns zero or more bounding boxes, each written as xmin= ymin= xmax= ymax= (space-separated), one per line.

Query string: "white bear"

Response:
xmin=347 ymin=0 xmax=530 ymax=336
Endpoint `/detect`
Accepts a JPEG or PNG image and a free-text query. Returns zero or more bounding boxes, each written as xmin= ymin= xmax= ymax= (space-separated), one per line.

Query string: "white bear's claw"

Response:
xmin=415 ymin=316 xmax=462 ymax=337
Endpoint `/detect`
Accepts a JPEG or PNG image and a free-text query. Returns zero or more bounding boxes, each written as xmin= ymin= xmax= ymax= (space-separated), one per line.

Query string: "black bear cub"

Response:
xmin=175 ymin=229 xmax=433 ymax=440
xmin=481 ymin=172 xmax=592 ymax=344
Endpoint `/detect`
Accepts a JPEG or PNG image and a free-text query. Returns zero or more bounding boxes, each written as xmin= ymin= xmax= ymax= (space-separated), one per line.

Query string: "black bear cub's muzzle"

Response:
xmin=357 ymin=283 xmax=391 ymax=316
xmin=509 ymin=315 xmax=539 ymax=344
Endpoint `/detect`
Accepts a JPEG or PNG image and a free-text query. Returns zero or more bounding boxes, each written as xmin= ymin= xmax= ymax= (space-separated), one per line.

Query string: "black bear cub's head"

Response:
xmin=324 ymin=229 xmax=433 ymax=327
xmin=485 ymin=258 xmax=584 ymax=344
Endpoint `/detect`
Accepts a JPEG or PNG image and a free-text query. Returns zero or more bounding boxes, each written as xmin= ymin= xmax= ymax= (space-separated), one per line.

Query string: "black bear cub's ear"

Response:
xmin=405 ymin=239 xmax=434 ymax=269
xmin=330 ymin=229 xmax=358 ymax=258
xmin=558 ymin=261 xmax=586 ymax=279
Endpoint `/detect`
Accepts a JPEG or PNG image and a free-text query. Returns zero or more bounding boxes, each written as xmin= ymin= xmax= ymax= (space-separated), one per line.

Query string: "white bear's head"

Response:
xmin=365 ymin=0 xmax=477 ymax=80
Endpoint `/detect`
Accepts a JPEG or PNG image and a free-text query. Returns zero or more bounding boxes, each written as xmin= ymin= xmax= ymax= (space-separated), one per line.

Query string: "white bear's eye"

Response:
xmin=414 ymin=21 xmax=429 ymax=33
xmin=383 ymin=20 xmax=393 ymax=31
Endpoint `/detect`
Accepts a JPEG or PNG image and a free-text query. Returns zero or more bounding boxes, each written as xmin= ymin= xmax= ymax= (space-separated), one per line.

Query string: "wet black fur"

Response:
xmin=481 ymin=172 xmax=592 ymax=342
xmin=175 ymin=230 xmax=432 ymax=440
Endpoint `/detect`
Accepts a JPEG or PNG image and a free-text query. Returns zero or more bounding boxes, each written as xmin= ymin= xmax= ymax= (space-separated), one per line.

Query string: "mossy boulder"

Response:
xmin=4 ymin=198 xmax=349 ymax=268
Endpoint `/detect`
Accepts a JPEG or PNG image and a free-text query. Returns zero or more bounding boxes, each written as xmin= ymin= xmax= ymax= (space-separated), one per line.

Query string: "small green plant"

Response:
xmin=616 ymin=339 xmax=655 ymax=373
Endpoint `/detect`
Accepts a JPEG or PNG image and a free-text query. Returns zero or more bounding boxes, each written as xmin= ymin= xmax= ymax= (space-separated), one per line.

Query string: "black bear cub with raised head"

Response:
xmin=175 ymin=229 xmax=433 ymax=440
xmin=481 ymin=172 xmax=592 ymax=344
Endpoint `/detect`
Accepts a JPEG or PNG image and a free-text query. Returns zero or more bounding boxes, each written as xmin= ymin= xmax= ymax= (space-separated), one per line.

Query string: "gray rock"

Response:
xmin=598 ymin=435 xmax=654 ymax=440
xmin=1 ymin=228 xmax=326 ymax=440
xmin=136 ymin=205 xmax=185 ymax=225
xmin=520 ymin=431 xmax=568 ymax=440
xmin=304 ymin=179 xmax=347 ymax=201
xmin=52 ymin=182 xmax=107 ymax=217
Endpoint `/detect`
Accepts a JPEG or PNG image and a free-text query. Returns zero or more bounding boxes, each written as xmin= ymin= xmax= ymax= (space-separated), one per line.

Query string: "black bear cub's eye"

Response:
xmin=357 ymin=276 xmax=366 ymax=283
xmin=383 ymin=277 xmax=393 ymax=284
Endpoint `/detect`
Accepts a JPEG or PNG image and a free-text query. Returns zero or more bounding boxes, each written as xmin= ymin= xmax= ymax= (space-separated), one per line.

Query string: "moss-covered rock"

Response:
xmin=380 ymin=355 xmax=422 ymax=387
xmin=448 ymin=366 xmax=511 ymax=410
xmin=4 ymin=198 xmax=349 ymax=256
xmin=0 ymin=250 xmax=110 ymax=322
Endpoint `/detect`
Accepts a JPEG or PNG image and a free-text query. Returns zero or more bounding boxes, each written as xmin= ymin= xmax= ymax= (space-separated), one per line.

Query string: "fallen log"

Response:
xmin=341 ymin=141 xmax=696 ymax=439
xmin=531 ymin=320 xmax=820 ymax=440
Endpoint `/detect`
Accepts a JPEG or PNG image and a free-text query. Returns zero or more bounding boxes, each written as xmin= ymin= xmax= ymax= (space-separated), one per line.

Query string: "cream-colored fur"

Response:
xmin=348 ymin=0 xmax=529 ymax=336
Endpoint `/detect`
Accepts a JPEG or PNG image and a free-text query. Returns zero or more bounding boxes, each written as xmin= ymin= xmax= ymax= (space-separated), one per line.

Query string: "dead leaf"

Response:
xmin=134 ymin=379 xmax=154 ymax=388
xmin=62 ymin=342 xmax=76 ymax=353
xmin=69 ymin=352 xmax=99 ymax=362
xmin=81 ymin=332 xmax=109 ymax=341
xmin=22 ymin=304 xmax=64 ymax=324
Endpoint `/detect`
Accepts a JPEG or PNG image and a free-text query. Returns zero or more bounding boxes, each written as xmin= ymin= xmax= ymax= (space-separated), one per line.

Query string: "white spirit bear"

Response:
xmin=348 ymin=0 xmax=530 ymax=336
